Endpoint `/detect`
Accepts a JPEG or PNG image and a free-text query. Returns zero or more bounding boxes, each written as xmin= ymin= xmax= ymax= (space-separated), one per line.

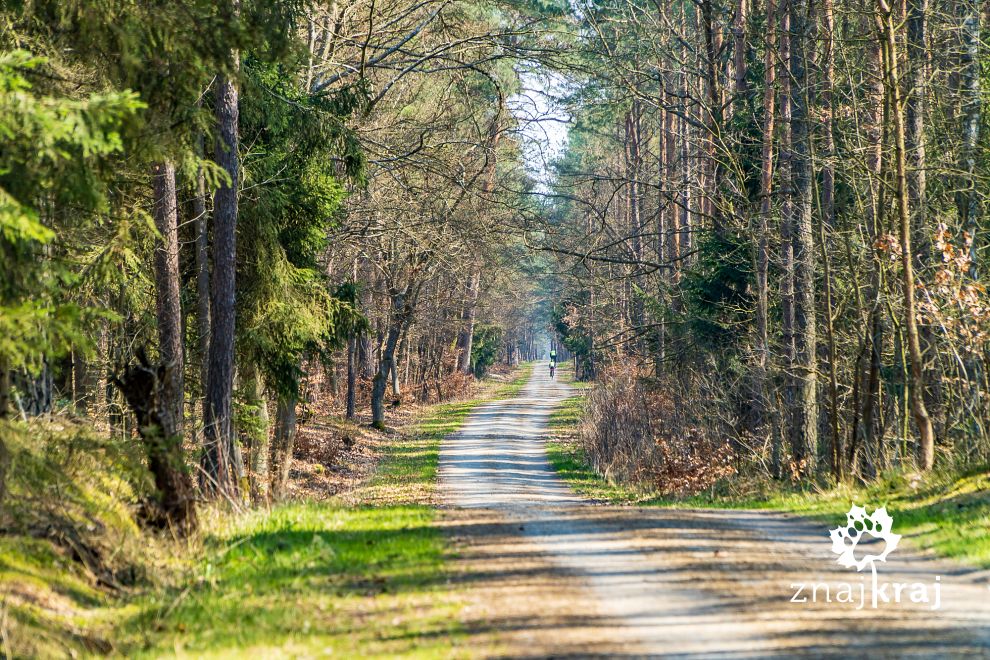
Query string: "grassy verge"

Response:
xmin=121 ymin=504 xmax=466 ymax=658
xmin=357 ymin=361 xmax=534 ymax=506
xmin=545 ymin=392 xmax=644 ymax=504
xmin=121 ymin=363 xmax=533 ymax=657
xmin=543 ymin=376 xmax=990 ymax=568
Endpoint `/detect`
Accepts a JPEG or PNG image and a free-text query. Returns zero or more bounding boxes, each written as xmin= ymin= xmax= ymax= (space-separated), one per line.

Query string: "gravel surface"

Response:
xmin=439 ymin=365 xmax=990 ymax=658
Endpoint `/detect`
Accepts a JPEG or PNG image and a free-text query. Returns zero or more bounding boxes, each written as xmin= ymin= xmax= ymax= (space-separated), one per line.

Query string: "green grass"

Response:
xmin=545 ymin=393 xmax=645 ymax=504
xmin=121 ymin=503 xmax=470 ymax=658
xmin=0 ymin=420 xmax=154 ymax=658
xmin=0 ymin=536 xmax=124 ymax=657
xmin=359 ymin=362 xmax=534 ymax=505
xmin=120 ymin=363 xmax=534 ymax=657
xmin=543 ymin=384 xmax=990 ymax=568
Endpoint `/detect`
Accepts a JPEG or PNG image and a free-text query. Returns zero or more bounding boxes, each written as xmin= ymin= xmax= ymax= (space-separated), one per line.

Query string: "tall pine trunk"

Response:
xmin=778 ymin=0 xmax=796 ymax=479
xmin=959 ymin=1 xmax=982 ymax=275
xmin=151 ymin=161 xmax=184 ymax=441
xmin=202 ymin=69 xmax=240 ymax=496
xmin=789 ymin=0 xmax=819 ymax=478
xmin=753 ymin=0 xmax=776 ymax=444
xmin=194 ymin=130 xmax=211 ymax=439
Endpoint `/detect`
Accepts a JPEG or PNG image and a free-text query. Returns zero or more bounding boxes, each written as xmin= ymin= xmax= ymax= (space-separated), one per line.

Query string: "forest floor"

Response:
xmin=441 ymin=364 xmax=990 ymax=656
xmin=7 ymin=361 xmax=990 ymax=656
xmin=1 ymin=364 xmax=532 ymax=658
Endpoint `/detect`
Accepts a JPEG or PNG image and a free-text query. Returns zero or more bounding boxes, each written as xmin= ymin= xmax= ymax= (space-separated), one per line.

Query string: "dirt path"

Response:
xmin=438 ymin=366 xmax=990 ymax=657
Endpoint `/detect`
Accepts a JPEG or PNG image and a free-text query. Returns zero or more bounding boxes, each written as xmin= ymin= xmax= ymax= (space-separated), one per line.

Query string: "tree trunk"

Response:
xmin=455 ymin=269 xmax=480 ymax=374
xmin=732 ymin=0 xmax=748 ymax=108
xmin=240 ymin=360 xmax=269 ymax=503
xmin=789 ymin=0 xmax=819 ymax=479
xmin=115 ymin=351 xmax=197 ymax=534
xmin=753 ymin=0 xmax=776 ymax=443
xmin=0 ymin=357 xmax=10 ymax=507
xmin=391 ymin=334 xmax=402 ymax=399
xmin=346 ymin=333 xmax=357 ymax=420
xmin=906 ymin=0 xmax=929 ymax=269
xmin=0 ymin=359 xmax=8 ymax=420
xmin=959 ymin=1 xmax=982 ymax=276
xmin=152 ymin=161 xmax=185 ymax=442
xmin=372 ymin=290 xmax=410 ymax=429
xmin=202 ymin=69 xmax=240 ymax=497
xmin=849 ymin=35 xmax=887 ymax=477
xmin=269 ymin=395 xmax=297 ymax=499
xmin=878 ymin=0 xmax=937 ymax=470
xmin=194 ymin=131 xmax=211 ymax=434
xmin=819 ymin=0 xmax=843 ymax=481
xmin=777 ymin=0 xmax=795 ymax=479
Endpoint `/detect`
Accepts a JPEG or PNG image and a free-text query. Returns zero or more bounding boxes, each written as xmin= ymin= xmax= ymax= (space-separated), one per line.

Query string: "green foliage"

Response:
xmin=681 ymin=228 xmax=756 ymax=351
xmin=0 ymin=50 xmax=143 ymax=371
xmin=470 ymin=322 xmax=504 ymax=377
xmin=235 ymin=58 xmax=368 ymax=398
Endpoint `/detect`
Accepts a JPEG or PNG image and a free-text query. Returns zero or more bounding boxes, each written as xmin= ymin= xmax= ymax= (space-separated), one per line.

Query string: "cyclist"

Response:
xmin=549 ymin=361 xmax=556 ymax=379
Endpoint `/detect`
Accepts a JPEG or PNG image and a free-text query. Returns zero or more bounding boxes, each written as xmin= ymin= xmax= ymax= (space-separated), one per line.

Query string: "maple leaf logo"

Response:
xmin=829 ymin=505 xmax=901 ymax=571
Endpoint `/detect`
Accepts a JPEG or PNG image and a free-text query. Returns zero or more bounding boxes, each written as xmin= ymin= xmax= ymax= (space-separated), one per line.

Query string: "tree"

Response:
xmin=201 ymin=64 xmax=241 ymax=496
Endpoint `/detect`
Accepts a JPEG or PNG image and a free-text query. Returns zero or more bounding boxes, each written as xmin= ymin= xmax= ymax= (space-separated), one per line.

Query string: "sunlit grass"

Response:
xmin=122 ymin=503 xmax=468 ymax=658
xmin=120 ymin=363 xmax=533 ymax=657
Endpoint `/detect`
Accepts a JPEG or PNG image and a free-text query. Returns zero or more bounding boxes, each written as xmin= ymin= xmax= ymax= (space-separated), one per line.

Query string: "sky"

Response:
xmin=508 ymin=67 xmax=571 ymax=191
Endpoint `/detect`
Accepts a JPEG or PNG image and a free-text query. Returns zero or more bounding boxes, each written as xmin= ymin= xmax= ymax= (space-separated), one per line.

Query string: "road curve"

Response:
xmin=439 ymin=365 xmax=990 ymax=658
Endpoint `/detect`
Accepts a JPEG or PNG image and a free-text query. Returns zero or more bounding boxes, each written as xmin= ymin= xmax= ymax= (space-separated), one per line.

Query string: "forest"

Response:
xmin=1 ymin=0 xmax=989 ymax=655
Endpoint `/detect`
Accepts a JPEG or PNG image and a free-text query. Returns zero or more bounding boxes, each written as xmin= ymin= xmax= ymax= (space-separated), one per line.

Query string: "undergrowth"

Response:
xmin=0 ymin=362 xmax=533 ymax=657
xmin=544 ymin=377 xmax=990 ymax=568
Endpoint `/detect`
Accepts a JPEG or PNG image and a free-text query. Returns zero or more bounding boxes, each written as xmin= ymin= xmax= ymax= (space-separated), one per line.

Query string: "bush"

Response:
xmin=580 ymin=369 xmax=736 ymax=495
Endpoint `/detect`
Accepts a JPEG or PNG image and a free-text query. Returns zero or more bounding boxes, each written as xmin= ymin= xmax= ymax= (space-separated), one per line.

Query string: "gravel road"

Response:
xmin=438 ymin=365 xmax=990 ymax=658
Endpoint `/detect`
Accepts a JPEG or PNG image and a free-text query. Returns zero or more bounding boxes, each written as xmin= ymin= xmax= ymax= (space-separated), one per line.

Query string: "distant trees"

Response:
xmin=0 ymin=0 xmax=542 ymax=523
xmin=545 ymin=0 xmax=990 ymax=487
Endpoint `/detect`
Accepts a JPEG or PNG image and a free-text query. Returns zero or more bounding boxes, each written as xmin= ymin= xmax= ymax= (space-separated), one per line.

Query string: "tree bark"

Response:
xmin=754 ymin=0 xmax=776 ymax=444
xmin=777 ymin=0 xmax=795 ymax=479
xmin=372 ymin=289 xmax=412 ymax=429
xmin=819 ymin=0 xmax=843 ymax=480
xmin=269 ymin=395 xmax=297 ymax=499
xmin=959 ymin=1 xmax=982 ymax=276
xmin=240 ymin=360 xmax=269 ymax=503
xmin=789 ymin=0 xmax=819 ymax=478
xmin=194 ymin=131 xmax=211 ymax=431
xmin=455 ymin=269 xmax=480 ymax=374
xmin=878 ymin=0 xmax=937 ymax=470
xmin=115 ymin=351 xmax=197 ymax=534
xmin=151 ymin=161 xmax=185 ymax=442
xmin=906 ymin=0 xmax=929 ymax=269
xmin=346 ymin=333 xmax=357 ymax=420
xmin=202 ymin=69 xmax=240 ymax=497
xmin=0 ymin=357 xmax=9 ymax=507
xmin=732 ymin=0 xmax=748 ymax=107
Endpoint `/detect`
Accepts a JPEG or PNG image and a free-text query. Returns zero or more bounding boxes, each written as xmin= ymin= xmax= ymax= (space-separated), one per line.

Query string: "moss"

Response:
xmin=0 ymin=420 xmax=155 ymax=657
